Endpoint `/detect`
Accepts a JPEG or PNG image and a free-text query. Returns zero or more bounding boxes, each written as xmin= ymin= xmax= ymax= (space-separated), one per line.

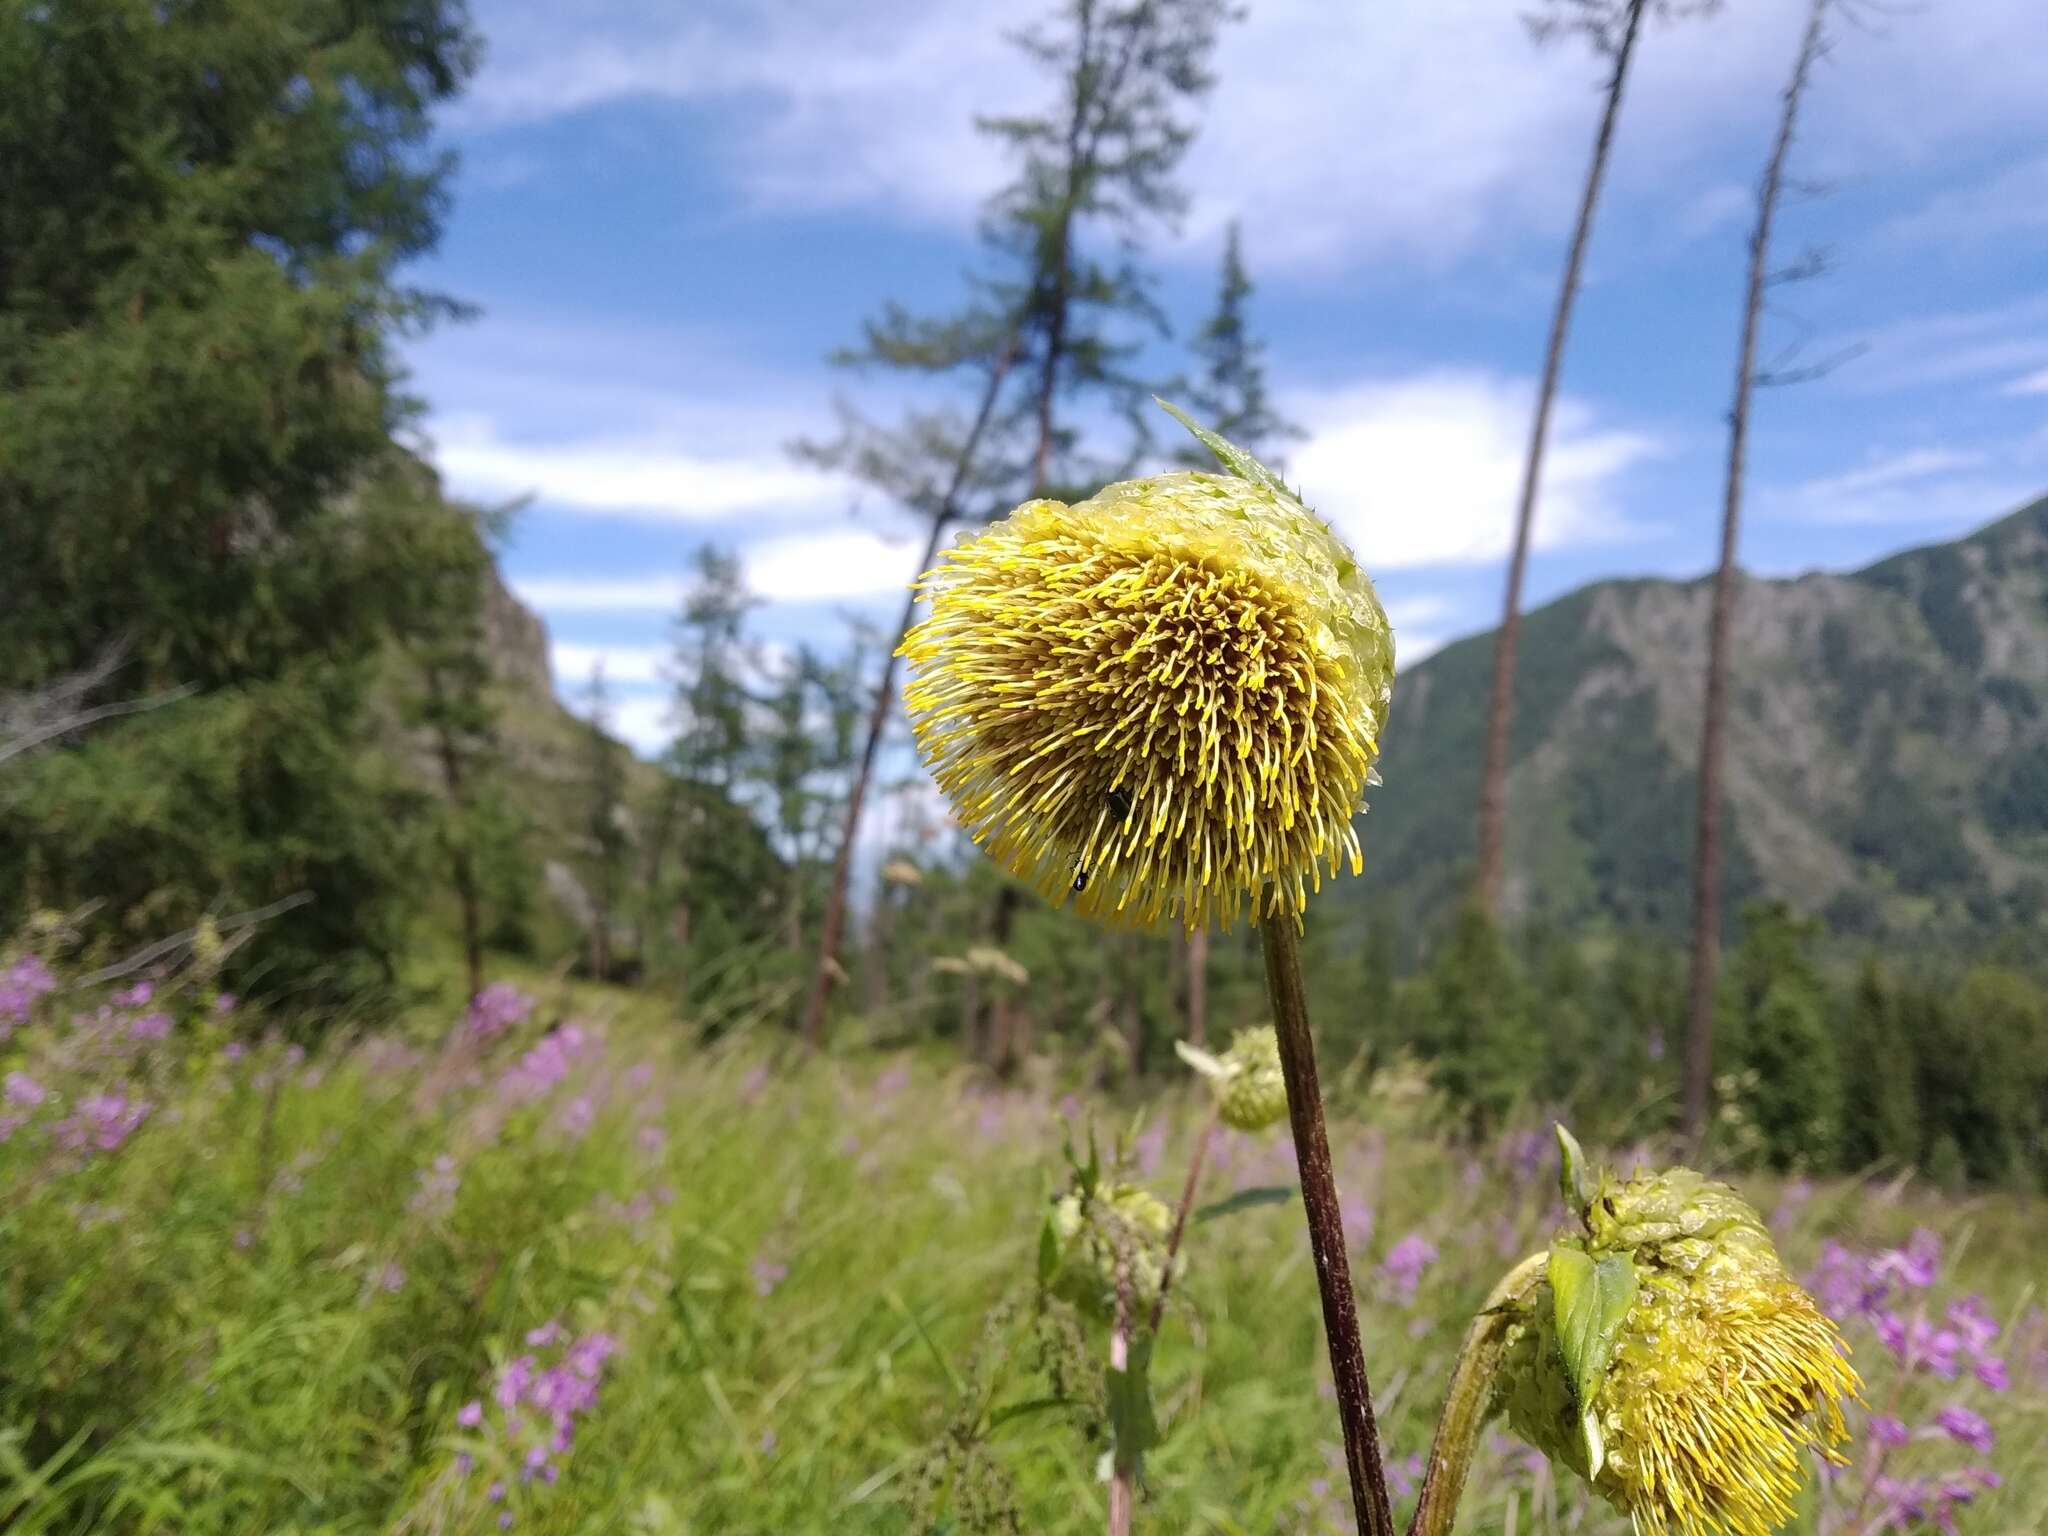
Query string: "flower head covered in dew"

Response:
xmin=899 ymin=402 xmax=1395 ymax=931
xmin=1492 ymin=1127 xmax=1860 ymax=1536
xmin=1176 ymin=1025 xmax=1288 ymax=1132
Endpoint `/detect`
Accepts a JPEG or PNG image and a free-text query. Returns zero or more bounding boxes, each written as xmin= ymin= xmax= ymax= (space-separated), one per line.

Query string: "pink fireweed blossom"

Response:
xmin=466 ymin=983 xmax=536 ymax=1042
xmin=1380 ymin=1234 xmax=1438 ymax=1304
xmin=52 ymin=1093 xmax=151 ymax=1153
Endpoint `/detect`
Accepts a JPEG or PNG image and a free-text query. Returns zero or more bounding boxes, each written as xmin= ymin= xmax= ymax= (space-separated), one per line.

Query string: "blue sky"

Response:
xmin=402 ymin=0 xmax=2048 ymax=755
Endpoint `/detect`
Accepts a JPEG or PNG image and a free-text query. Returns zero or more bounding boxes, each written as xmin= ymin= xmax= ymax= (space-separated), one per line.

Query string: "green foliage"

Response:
xmin=3 ymin=668 xmax=424 ymax=1008
xmin=0 ymin=0 xmax=480 ymax=1011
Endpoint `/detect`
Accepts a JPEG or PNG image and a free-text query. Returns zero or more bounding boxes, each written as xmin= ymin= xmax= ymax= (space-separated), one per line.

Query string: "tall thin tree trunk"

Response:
xmin=1475 ymin=0 xmax=1649 ymax=918
xmin=798 ymin=343 xmax=1016 ymax=1050
xmin=1682 ymin=0 xmax=1828 ymax=1144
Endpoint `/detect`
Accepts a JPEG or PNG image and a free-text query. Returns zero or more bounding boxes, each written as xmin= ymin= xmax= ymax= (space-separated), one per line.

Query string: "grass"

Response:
xmin=2 ymin=952 xmax=2044 ymax=1535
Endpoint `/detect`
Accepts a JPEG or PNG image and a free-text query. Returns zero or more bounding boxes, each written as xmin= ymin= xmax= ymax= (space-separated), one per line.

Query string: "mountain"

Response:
xmin=1352 ymin=495 xmax=2048 ymax=947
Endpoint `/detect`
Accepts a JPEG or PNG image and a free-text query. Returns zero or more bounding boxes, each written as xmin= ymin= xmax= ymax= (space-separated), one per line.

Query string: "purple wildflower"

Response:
xmin=1973 ymin=1354 xmax=2010 ymax=1391
xmin=457 ymin=1399 xmax=484 ymax=1428
xmin=4 ymin=1071 xmax=47 ymax=1107
xmin=129 ymin=1011 xmax=171 ymax=1041
xmin=1868 ymin=1414 xmax=1911 ymax=1448
xmin=466 ymin=983 xmax=536 ymax=1042
xmin=113 ymin=981 xmax=154 ymax=1008
xmin=215 ymin=992 xmax=238 ymax=1015
xmin=1935 ymin=1404 xmax=1994 ymax=1455
xmin=1381 ymin=1234 xmax=1438 ymax=1303
xmin=750 ymin=1257 xmax=789 ymax=1298
xmin=1872 ymin=1228 xmax=1942 ymax=1289
xmin=52 ymin=1093 xmax=151 ymax=1153
xmin=0 ymin=954 xmax=56 ymax=1024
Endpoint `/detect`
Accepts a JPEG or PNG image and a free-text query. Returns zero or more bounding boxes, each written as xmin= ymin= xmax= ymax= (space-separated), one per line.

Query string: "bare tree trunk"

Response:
xmin=1185 ymin=926 xmax=1209 ymax=1048
xmin=1475 ymin=0 xmax=1650 ymax=918
xmin=798 ymin=342 xmax=1017 ymax=1050
xmin=1682 ymin=0 xmax=1828 ymax=1144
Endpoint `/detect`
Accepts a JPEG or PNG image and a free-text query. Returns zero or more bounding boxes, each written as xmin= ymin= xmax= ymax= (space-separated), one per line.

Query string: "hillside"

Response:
xmin=1355 ymin=495 xmax=2048 ymax=946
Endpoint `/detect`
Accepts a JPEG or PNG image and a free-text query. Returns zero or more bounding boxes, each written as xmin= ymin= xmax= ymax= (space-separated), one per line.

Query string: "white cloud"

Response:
xmin=575 ymin=692 xmax=671 ymax=757
xmin=456 ymin=0 xmax=2048 ymax=275
xmin=1882 ymin=154 xmax=2048 ymax=249
xmin=1288 ymin=372 xmax=1660 ymax=570
xmin=550 ymin=642 xmax=668 ymax=686
xmin=744 ymin=527 xmax=925 ymax=602
xmin=1838 ymin=296 xmax=2048 ymax=394
xmin=1777 ymin=447 xmax=2032 ymax=529
xmin=511 ymin=574 xmax=685 ymax=613
xmin=2005 ymin=368 xmax=2048 ymax=398
xmin=429 ymin=412 xmax=844 ymax=523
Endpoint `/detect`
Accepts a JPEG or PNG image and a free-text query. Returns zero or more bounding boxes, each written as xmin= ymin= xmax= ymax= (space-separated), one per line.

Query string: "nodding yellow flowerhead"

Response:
xmin=899 ymin=403 xmax=1394 ymax=931
xmin=1176 ymin=1026 xmax=1289 ymax=1132
xmin=1493 ymin=1129 xmax=1860 ymax=1536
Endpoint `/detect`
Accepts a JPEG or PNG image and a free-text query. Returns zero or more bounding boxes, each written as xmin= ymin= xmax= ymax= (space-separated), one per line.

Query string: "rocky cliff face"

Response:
xmin=1349 ymin=495 xmax=2048 ymax=946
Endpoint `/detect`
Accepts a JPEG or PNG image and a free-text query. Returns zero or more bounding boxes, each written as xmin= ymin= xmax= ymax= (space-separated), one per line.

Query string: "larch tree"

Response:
xmin=1474 ymin=0 xmax=1713 ymax=919
xmin=1682 ymin=0 xmax=1840 ymax=1143
xmin=795 ymin=0 xmax=1233 ymax=1050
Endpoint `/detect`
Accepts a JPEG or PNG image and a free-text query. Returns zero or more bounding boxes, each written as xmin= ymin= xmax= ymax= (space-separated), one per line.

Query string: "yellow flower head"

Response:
xmin=1494 ymin=1129 xmax=1860 ymax=1536
xmin=900 ymin=404 xmax=1394 ymax=930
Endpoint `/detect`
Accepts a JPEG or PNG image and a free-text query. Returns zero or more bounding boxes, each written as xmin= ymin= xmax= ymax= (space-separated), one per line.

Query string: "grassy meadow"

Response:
xmin=2 ymin=948 xmax=2043 ymax=1536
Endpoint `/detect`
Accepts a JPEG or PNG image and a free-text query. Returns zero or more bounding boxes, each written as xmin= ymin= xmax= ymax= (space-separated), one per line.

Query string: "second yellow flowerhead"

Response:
xmin=900 ymin=404 xmax=1395 ymax=931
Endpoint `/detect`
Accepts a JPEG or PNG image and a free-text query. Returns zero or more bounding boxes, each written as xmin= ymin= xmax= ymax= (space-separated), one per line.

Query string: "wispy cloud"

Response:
xmin=455 ymin=0 xmax=2048 ymax=275
xmin=1289 ymin=372 xmax=1661 ymax=570
xmin=429 ymin=412 xmax=844 ymax=523
xmin=2004 ymin=368 xmax=2048 ymax=399
xmin=1776 ymin=445 xmax=2032 ymax=530
xmin=550 ymin=642 xmax=668 ymax=686
xmin=511 ymin=574 xmax=686 ymax=613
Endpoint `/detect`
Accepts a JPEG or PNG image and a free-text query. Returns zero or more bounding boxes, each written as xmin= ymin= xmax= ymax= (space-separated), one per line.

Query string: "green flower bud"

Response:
xmin=1044 ymin=1182 xmax=1179 ymax=1320
xmin=1493 ymin=1129 xmax=1859 ymax=1536
xmin=1177 ymin=1026 xmax=1288 ymax=1132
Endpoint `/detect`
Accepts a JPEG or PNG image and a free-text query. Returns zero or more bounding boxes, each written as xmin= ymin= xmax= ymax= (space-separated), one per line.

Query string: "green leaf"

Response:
xmin=1156 ymin=398 xmax=1294 ymax=500
xmin=1107 ymin=1335 xmax=1159 ymax=1477
xmin=1548 ymin=1245 xmax=1638 ymax=1478
xmin=1555 ymin=1123 xmax=1592 ymax=1217
xmin=1193 ymin=1185 xmax=1296 ymax=1223
xmin=1037 ymin=1214 xmax=1060 ymax=1290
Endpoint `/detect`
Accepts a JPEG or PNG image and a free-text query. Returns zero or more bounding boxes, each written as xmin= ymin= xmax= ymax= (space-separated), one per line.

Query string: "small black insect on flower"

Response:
xmin=1072 ymin=788 xmax=1138 ymax=893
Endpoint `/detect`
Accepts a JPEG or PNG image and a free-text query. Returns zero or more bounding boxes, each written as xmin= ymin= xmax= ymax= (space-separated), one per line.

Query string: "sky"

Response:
xmin=402 ymin=0 xmax=2048 ymax=756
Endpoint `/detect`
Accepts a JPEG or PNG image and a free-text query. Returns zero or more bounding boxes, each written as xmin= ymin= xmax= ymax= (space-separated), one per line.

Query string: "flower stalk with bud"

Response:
xmin=903 ymin=402 xmax=1399 ymax=1534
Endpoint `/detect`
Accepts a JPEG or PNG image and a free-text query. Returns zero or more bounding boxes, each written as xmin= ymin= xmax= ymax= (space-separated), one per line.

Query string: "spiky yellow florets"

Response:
xmin=900 ymin=411 xmax=1394 ymax=931
xmin=1495 ymin=1145 xmax=1860 ymax=1536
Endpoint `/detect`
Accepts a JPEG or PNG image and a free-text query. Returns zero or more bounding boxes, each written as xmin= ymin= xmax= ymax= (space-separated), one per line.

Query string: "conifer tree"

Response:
xmin=796 ymin=0 xmax=1233 ymax=1048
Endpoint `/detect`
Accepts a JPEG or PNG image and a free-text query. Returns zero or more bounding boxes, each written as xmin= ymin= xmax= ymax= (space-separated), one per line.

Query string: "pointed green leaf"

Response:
xmin=1548 ymin=1244 xmax=1637 ymax=1477
xmin=1193 ymin=1185 xmax=1296 ymax=1223
xmin=1156 ymin=398 xmax=1294 ymax=499
xmin=1038 ymin=1213 xmax=1060 ymax=1290
xmin=1106 ymin=1335 xmax=1159 ymax=1477
xmin=1555 ymin=1123 xmax=1592 ymax=1216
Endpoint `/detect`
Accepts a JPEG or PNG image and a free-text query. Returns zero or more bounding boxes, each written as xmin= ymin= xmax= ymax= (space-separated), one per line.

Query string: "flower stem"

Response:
xmin=1260 ymin=913 xmax=1394 ymax=1536
xmin=1109 ymin=1258 xmax=1135 ymax=1536
xmin=1148 ymin=1105 xmax=1217 ymax=1336
xmin=1407 ymin=1251 xmax=1549 ymax=1536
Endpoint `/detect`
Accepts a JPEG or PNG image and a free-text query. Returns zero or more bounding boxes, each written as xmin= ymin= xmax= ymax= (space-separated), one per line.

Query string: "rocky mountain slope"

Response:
xmin=1351 ymin=495 xmax=2048 ymax=946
